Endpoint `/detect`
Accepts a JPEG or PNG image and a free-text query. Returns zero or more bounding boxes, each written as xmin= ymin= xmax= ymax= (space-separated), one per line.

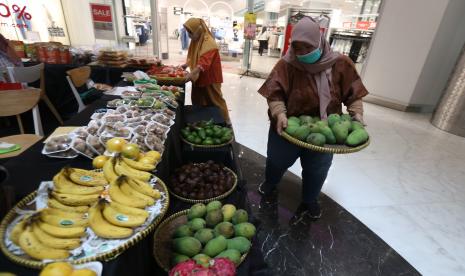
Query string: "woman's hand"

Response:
xmin=352 ymin=114 xmax=365 ymax=126
xmin=276 ymin=113 xmax=288 ymax=135
xmin=185 ymin=67 xmax=200 ymax=82
xmin=180 ymin=63 xmax=188 ymax=70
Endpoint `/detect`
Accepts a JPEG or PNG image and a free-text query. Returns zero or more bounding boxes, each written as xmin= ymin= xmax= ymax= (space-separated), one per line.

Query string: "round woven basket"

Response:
xmin=281 ymin=132 xmax=370 ymax=154
xmin=150 ymin=76 xmax=187 ymax=86
xmin=0 ymin=178 xmax=170 ymax=269
xmin=168 ymin=167 xmax=238 ymax=204
xmin=153 ymin=210 xmax=250 ymax=272
xmin=181 ymin=136 xmax=234 ymax=149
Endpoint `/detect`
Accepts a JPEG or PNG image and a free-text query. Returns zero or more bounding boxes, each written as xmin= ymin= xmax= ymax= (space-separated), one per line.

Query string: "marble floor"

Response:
xmin=186 ymin=73 xmax=465 ymax=275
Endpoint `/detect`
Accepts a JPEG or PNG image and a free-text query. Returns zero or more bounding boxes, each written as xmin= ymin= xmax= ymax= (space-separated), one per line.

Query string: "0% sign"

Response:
xmin=0 ymin=3 xmax=32 ymax=20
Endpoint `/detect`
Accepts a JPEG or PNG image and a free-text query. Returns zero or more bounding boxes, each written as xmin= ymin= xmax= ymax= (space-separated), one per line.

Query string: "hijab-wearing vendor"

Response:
xmin=183 ymin=18 xmax=231 ymax=124
xmin=257 ymin=17 xmax=368 ymax=219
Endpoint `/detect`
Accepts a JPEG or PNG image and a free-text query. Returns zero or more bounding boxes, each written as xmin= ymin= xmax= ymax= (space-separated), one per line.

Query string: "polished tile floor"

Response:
xmin=186 ymin=73 xmax=465 ymax=276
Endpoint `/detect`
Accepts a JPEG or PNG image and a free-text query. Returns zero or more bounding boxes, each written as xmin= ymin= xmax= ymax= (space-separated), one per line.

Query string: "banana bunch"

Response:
xmin=66 ymin=167 xmax=107 ymax=186
xmin=53 ymin=169 xmax=104 ymax=195
xmin=10 ymin=210 xmax=87 ymax=260
xmin=88 ymin=200 xmax=133 ymax=239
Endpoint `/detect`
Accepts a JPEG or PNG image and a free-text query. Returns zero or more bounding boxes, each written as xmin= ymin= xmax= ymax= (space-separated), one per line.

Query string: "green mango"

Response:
xmin=216 ymin=249 xmax=241 ymax=265
xmin=312 ymin=116 xmax=321 ymax=122
xmin=284 ymin=125 xmax=299 ymax=136
xmin=187 ymin=135 xmax=196 ymax=143
xmin=231 ymin=209 xmax=248 ymax=225
xmin=287 ymin=116 xmax=301 ymax=126
xmin=299 ymin=115 xmax=313 ymax=125
xmin=173 ymin=225 xmax=193 ymax=238
xmin=316 ymin=120 xmax=328 ymax=128
xmin=308 ymin=123 xmax=321 ymax=134
xmin=234 ymin=222 xmax=256 ymax=239
xmin=206 ymin=200 xmax=222 ymax=212
xmin=197 ymin=128 xmax=206 ymax=140
xmin=188 ymin=203 xmax=207 ymax=220
xmin=351 ymin=121 xmax=365 ymax=131
xmin=205 ymin=209 xmax=223 ymax=228
xmin=202 ymin=138 xmax=214 ymax=145
xmin=294 ymin=125 xmax=311 ymax=141
xmin=332 ymin=121 xmax=349 ymax=144
xmin=341 ymin=114 xmax=352 ymax=121
xmin=213 ymin=138 xmax=222 ymax=145
xmin=346 ymin=129 xmax=369 ymax=146
xmin=181 ymin=128 xmax=190 ymax=138
xmin=171 ymin=254 xmax=190 ymax=266
xmin=319 ymin=126 xmax=336 ymax=144
xmin=193 ymin=254 xmax=211 ymax=267
xmin=328 ymin=114 xmax=341 ymax=127
xmin=221 ymin=134 xmax=232 ymax=143
xmin=214 ymin=222 xmax=235 ymax=238
xmin=227 ymin=237 xmax=251 ymax=254
xmin=205 ymin=128 xmax=214 ymax=137
xmin=194 ymin=137 xmax=202 ymax=144
xmin=173 ymin=237 xmax=202 ymax=257
xmin=188 ymin=218 xmax=206 ymax=232
xmin=306 ymin=133 xmax=326 ymax=146
xmin=203 ymin=235 xmax=227 ymax=257
xmin=341 ymin=120 xmax=352 ymax=132
xmin=221 ymin=204 xmax=237 ymax=222
xmin=194 ymin=228 xmax=215 ymax=245
xmin=213 ymin=129 xmax=223 ymax=138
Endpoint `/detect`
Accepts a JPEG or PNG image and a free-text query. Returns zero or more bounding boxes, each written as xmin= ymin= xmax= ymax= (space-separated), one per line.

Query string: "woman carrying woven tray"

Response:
xmin=257 ymin=17 xmax=368 ymax=219
xmin=182 ymin=18 xmax=231 ymax=125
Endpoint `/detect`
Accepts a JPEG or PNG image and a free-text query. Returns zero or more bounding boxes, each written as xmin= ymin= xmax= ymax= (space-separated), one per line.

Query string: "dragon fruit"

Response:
xmin=209 ymin=258 xmax=236 ymax=276
xmin=169 ymin=260 xmax=203 ymax=276
xmin=169 ymin=258 xmax=236 ymax=276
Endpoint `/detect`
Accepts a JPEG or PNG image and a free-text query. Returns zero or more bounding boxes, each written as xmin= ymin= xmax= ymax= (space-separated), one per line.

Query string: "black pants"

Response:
xmin=263 ymin=127 xmax=333 ymax=203
xmin=258 ymin=40 xmax=268 ymax=55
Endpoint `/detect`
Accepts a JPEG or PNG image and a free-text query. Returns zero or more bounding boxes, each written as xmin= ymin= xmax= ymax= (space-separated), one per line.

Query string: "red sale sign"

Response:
xmin=90 ymin=4 xmax=112 ymax=22
xmin=356 ymin=21 xmax=370 ymax=30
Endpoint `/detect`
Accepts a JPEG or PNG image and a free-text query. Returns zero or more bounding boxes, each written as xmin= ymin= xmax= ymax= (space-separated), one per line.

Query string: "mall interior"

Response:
xmin=1 ymin=0 xmax=465 ymax=275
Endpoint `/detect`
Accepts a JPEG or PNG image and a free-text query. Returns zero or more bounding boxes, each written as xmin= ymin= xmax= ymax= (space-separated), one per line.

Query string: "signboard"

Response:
xmin=244 ymin=12 xmax=256 ymax=40
xmin=173 ymin=7 xmax=183 ymax=15
xmin=356 ymin=21 xmax=370 ymax=30
xmin=90 ymin=3 xmax=115 ymax=40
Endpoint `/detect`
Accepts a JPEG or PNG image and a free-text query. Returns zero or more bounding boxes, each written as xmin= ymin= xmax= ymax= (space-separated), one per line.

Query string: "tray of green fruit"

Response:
xmin=153 ymin=201 xmax=254 ymax=272
xmin=281 ymin=113 xmax=370 ymax=154
xmin=181 ymin=120 xmax=234 ymax=148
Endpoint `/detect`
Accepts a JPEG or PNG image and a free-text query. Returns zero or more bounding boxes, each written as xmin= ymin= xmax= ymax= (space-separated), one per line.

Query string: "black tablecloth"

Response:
xmin=0 ymin=93 xmax=267 ymax=275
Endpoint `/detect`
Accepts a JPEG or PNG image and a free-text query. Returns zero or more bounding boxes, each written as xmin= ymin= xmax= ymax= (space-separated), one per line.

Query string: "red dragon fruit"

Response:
xmin=169 ymin=260 xmax=203 ymax=276
xmin=169 ymin=258 xmax=236 ymax=276
xmin=209 ymin=258 xmax=236 ymax=276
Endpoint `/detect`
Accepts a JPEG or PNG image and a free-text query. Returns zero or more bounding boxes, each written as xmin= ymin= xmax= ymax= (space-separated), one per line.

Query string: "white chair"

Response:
xmin=66 ymin=76 xmax=87 ymax=113
xmin=7 ymin=63 xmax=64 ymax=126
xmin=66 ymin=66 xmax=92 ymax=113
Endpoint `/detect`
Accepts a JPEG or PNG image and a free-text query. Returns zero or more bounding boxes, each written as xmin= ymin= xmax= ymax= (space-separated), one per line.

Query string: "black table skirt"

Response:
xmin=0 ymin=93 xmax=267 ymax=275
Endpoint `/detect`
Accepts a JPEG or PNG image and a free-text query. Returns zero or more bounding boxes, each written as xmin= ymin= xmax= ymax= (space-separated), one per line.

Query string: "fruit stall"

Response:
xmin=0 ymin=75 xmax=264 ymax=276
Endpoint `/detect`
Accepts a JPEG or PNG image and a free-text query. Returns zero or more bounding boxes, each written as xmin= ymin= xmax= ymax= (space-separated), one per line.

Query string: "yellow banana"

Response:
xmin=67 ymin=168 xmax=107 ymax=186
xmin=122 ymin=157 xmax=155 ymax=171
xmin=102 ymin=203 xmax=147 ymax=228
xmin=31 ymin=223 xmax=81 ymax=250
xmin=41 ymin=208 xmax=87 ymax=220
xmin=108 ymin=176 xmax=147 ymax=208
xmin=19 ymin=227 xmax=70 ymax=260
xmin=114 ymin=158 xmax=152 ymax=182
xmin=10 ymin=217 xmax=28 ymax=246
xmin=103 ymin=158 xmax=118 ymax=183
xmin=120 ymin=181 xmax=154 ymax=206
xmin=108 ymin=201 xmax=149 ymax=218
xmin=53 ymin=170 xmax=104 ymax=195
xmin=127 ymin=178 xmax=159 ymax=198
xmin=40 ymin=213 xmax=88 ymax=228
xmin=37 ymin=221 xmax=86 ymax=239
xmin=51 ymin=191 xmax=99 ymax=207
xmin=48 ymin=198 xmax=89 ymax=213
xmin=88 ymin=202 xmax=133 ymax=239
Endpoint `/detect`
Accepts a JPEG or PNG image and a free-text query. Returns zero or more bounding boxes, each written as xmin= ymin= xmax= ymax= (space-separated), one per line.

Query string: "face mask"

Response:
xmin=296 ymin=35 xmax=322 ymax=64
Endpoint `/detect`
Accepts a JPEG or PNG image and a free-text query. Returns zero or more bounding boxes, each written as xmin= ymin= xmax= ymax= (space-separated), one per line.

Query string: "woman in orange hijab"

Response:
xmin=183 ymin=18 xmax=230 ymax=124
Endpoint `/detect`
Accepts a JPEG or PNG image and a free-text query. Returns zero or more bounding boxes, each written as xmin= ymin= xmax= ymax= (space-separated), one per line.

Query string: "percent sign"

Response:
xmin=12 ymin=4 xmax=31 ymax=20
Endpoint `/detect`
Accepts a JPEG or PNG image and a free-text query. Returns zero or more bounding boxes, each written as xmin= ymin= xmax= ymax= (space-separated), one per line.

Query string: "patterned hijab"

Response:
xmin=283 ymin=17 xmax=340 ymax=119
xmin=184 ymin=18 xmax=218 ymax=70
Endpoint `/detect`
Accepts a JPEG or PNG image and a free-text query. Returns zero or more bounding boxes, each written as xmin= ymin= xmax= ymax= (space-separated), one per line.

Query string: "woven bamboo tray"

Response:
xmin=281 ymin=132 xmax=370 ymax=154
xmin=153 ymin=210 xmax=250 ymax=272
xmin=168 ymin=167 xmax=238 ymax=204
xmin=150 ymin=75 xmax=187 ymax=86
xmin=181 ymin=136 xmax=234 ymax=149
xmin=0 ymin=177 xmax=170 ymax=269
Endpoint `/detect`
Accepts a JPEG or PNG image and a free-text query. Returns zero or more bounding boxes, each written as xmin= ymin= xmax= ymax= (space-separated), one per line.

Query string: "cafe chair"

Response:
xmin=66 ymin=66 xmax=91 ymax=113
xmin=7 ymin=63 xmax=64 ymax=126
xmin=0 ymin=88 xmax=44 ymax=159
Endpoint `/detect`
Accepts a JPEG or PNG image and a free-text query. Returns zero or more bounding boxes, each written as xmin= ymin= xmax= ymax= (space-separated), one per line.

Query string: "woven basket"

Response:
xmin=281 ymin=132 xmax=370 ymax=154
xmin=168 ymin=167 xmax=238 ymax=204
xmin=153 ymin=210 xmax=250 ymax=272
xmin=181 ymin=136 xmax=234 ymax=149
xmin=0 ymin=178 xmax=170 ymax=269
xmin=150 ymin=76 xmax=187 ymax=86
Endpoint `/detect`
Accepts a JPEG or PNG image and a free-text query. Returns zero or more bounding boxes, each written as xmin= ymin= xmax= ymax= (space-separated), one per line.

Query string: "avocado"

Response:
xmin=173 ymin=225 xmax=193 ymax=238
xmin=227 ymin=237 xmax=251 ymax=253
xmin=203 ymin=235 xmax=227 ymax=257
xmin=188 ymin=218 xmax=206 ymax=232
xmin=306 ymin=133 xmax=326 ymax=146
xmin=216 ymin=249 xmax=241 ymax=265
xmin=234 ymin=222 xmax=256 ymax=239
xmin=188 ymin=203 xmax=207 ymax=220
xmin=328 ymin=114 xmax=341 ymax=127
xmin=221 ymin=204 xmax=236 ymax=222
xmin=206 ymin=200 xmax=222 ymax=212
xmin=332 ymin=121 xmax=349 ymax=144
xmin=171 ymin=254 xmax=190 ymax=266
xmin=346 ymin=129 xmax=369 ymax=146
xmin=214 ymin=222 xmax=235 ymax=238
xmin=194 ymin=228 xmax=215 ymax=245
xmin=173 ymin=237 xmax=202 ymax=257
xmin=231 ymin=209 xmax=248 ymax=225
xmin=205 ymin=209 xmax=223 ymax=228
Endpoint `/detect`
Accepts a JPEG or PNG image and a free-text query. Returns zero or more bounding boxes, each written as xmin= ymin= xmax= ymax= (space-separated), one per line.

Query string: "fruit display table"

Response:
xmin=0 ymin=93 xmax=267 ymax=275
